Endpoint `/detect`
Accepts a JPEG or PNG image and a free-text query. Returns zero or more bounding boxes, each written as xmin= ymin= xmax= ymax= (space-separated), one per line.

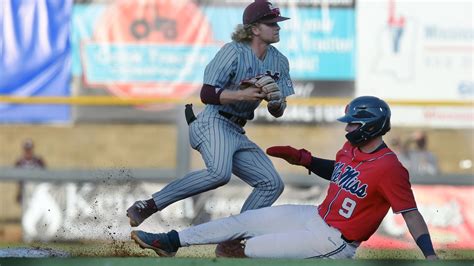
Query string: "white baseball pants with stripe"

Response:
xmin=178 ymin=204 xmax=358 ymax=259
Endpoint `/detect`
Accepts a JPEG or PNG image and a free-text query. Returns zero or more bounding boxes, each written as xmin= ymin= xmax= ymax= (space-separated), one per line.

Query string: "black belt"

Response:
xmin=341 ymin=234 xmax=354 ymax=243
xmin=218 ymin=111 xmax=247 ymax=127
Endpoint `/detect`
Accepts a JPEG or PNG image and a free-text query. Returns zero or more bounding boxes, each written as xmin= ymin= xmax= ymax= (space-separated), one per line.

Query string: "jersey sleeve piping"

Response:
xmin=393 ymin=207 xmax=418 ymax=214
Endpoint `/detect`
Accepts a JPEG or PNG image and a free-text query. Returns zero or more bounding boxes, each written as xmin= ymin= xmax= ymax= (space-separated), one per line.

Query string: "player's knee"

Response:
xmin=257 ymin=175 xmax=284 ymax=196
xmin=207 ymin=171 xmax=232 ymax=186
xmin=271 ymin=178 xmax=285 ymax=196
xmin=243 ymin=239 xmax=261 ymax=258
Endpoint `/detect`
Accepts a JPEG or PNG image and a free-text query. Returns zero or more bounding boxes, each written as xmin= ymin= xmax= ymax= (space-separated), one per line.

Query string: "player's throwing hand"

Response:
xmin=238 ymin=87 xmax=267 ymax=101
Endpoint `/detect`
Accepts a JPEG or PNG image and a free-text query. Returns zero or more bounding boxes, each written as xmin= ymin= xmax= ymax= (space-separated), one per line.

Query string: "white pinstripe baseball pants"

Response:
xmin=152 ymin=108 xmax=284 ymax=212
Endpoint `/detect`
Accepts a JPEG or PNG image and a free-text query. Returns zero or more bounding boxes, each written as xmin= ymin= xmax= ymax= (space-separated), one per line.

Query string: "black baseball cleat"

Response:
xmin=126 ymin=200 xmax=156 ymax=227
xmin=131 ymin=230 xmax=178 ymax=257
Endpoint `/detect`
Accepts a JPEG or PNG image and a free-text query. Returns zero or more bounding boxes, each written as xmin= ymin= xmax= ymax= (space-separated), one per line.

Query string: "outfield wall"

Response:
xmin=19 ymin=181 xmax=474 ymax=250
xmin=1 ymin=168 xmax=471 ymax=250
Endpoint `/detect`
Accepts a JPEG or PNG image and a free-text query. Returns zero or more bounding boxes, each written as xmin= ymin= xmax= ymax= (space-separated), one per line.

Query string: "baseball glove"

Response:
xmin=240 ymin=75 xmax=281 ymax=101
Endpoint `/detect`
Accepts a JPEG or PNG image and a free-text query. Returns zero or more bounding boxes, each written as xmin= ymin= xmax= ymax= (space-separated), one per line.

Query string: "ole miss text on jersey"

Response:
xmin=318 ymin=142 xmax=417 ymax=242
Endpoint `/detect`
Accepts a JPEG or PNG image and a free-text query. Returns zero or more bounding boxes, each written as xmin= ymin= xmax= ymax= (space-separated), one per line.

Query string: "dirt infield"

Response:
xmin=0 ymin=247 xmax=69 ymax=257
xmin=1 ymin=241 xmax=474 ymax=260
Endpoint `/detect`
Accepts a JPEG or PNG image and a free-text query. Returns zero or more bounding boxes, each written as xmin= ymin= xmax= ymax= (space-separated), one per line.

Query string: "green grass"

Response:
xmin=1 ymin=241 xmax=473 ymax=266
xmin=0 ymin=258 xmax=473 ymax=266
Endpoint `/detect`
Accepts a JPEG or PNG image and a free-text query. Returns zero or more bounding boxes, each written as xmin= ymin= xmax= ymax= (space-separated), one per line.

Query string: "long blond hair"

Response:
xmin=231 ymin=24 xmax=255 ymax=42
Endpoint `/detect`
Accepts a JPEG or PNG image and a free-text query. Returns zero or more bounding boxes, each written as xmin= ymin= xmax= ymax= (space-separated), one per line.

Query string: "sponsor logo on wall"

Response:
xmin=22 ymin=182 xmax=474 ymax=249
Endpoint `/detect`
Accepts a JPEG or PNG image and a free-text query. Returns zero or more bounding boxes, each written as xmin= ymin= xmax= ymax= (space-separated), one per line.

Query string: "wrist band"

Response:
xmin=416 ymin=234 xmax=436 ymax=257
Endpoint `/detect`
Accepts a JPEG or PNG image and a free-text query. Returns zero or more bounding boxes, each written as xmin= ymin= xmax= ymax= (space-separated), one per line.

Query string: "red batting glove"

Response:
xmin=266 ymin=146 xmax=312 ymax=167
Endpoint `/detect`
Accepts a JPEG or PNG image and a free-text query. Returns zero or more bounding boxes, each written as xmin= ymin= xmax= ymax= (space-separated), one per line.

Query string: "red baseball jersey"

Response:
xmin=318 ymin=141 xmax=417 ymax=242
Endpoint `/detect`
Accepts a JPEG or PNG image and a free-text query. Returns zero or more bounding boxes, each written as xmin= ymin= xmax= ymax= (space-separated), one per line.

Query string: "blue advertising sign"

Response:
xmin=0 ymin=0 xmax=72 ymax=123
xmin=203 ymin=7 xmax=355 ymax=80
xmin=72 ymin=2 xmax=355 ymax=89
xmin=83 ymin=44 xmax=219 ymax=83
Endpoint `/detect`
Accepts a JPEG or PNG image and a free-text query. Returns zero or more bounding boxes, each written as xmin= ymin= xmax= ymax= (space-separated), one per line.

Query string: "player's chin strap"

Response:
xmin=185 ymin=104 xmax=197 ymax=125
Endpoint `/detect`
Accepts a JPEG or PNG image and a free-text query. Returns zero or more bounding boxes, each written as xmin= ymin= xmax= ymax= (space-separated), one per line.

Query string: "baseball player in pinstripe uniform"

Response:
xmin=127 ymin=0 xmax=293 ymax=256
xmin=130 ymin=96 xmax=438 ymax=260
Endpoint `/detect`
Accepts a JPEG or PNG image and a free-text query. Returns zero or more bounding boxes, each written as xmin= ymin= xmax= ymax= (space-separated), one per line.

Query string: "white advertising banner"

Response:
xmin=21 ymin=182 xmax=474 ymax=249
xmin=21 ymin=182 xmax=326 ymax=242
xmin=390 ymin=106 xmax=473 ymax=128
xmin=357 ymin=0 xmax=473 ymax=100
xmin=256 ymin=104 xmax=473 ymax=128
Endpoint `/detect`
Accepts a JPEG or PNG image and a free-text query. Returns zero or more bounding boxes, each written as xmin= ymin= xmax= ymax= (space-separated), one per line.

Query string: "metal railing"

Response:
xmin=0 ymin=95 xmax=472 ymax=106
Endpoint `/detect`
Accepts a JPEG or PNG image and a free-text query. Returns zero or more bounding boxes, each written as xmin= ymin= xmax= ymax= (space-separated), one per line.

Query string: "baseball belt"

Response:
xmin=184 ymin=105 xmax=247 ymax=128
xmin=341 ymin=234 xmax=354 ymax=244
xmin=218 ymin=111 xmax=247 ymax=127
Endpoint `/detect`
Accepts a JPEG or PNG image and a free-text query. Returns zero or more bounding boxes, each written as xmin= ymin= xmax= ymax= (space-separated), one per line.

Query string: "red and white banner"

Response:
xmin=364 ymin=185 xmax=474 ymax=249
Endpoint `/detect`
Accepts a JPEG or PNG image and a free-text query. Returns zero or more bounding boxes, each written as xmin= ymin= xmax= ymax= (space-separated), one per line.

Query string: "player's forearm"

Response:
xmin=403 ymin=210 xmax=429 ymax=240
xmin=219 ymin=90 xmax=244 ymax=104
xmin=402 ymin=210 xmax=438 ymax=259
xmin=201 ymin=84 xmax=260 ymax=105
xmin=307 ymin=157 xmax=334 ymax=180
xmin=220 ymin=88 xmax=266 ymax=104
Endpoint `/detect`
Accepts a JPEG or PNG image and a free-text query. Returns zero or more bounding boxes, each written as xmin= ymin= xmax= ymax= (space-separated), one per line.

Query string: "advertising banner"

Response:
xmin=389 ymin=105 xmax=473 ymax=129
xmin=0 ymin=0 xmax=72 ymax=123
xmin=357 ymin=0 xmax=473 ymax=101
xmin=363 ymin=185 xmax=474 ymax=249
xmin=22 ymin=182 xmax=474 ymax=249
xmin=71 ymin=0 xmax=355 ymax=123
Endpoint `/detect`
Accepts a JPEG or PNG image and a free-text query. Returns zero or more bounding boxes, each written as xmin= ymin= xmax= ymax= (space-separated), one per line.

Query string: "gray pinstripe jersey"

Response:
xmin=203 ymin=41 xmax=294 ymax=120
xmin=150 ymin=41 xmax=292 ymax=214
